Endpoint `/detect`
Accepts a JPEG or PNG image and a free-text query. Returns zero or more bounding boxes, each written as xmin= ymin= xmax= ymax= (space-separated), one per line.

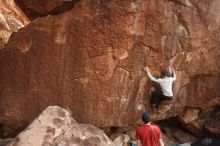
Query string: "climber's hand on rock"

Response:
xmin=144 ymin=66 xmax=149 ymax=73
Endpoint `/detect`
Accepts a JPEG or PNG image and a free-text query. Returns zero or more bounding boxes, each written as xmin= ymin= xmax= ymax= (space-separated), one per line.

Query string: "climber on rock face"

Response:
xmin=144 ymin=66 xmax=176 ymax=109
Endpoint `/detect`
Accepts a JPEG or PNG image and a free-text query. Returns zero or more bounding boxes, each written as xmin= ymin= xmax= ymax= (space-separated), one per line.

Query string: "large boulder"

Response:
xmin=0 ymin=0 xmax=220 ymax=136
xmin=8 ymin=106 xmax=114 ymax=146
xmin=0 ymin=0 xmax=29 ymax=50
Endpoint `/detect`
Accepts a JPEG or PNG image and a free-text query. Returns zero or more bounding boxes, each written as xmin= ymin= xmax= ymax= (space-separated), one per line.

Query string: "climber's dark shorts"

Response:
xmin=150 ymin=90 xmax=173 ymax=108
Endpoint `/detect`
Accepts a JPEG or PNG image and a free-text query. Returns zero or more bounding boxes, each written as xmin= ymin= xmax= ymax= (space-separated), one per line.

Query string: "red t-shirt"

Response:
xmin=136 ymin=124 xmax=162 ymax=146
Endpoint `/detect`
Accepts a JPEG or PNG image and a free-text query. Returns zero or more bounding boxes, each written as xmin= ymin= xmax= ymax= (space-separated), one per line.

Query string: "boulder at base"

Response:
xmin=8 ymin=106 xmax=114 ymax=146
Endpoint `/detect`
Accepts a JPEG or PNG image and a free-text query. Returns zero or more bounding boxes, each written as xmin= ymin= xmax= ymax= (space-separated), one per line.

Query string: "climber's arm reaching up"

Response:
xmin=144 ymin=66 xmax=159 ymax=82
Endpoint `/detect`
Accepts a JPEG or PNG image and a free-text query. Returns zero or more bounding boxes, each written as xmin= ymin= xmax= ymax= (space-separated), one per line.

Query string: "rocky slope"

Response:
xmin=0 ymin=0 xmax=220 ymax=137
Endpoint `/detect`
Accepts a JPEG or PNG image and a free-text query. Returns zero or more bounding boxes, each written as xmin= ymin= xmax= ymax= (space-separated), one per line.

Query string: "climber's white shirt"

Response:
xmin=147 ymin=71 xmax=176 ymax=97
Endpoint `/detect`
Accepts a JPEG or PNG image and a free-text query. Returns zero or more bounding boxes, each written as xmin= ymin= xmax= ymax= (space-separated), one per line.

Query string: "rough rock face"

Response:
xmin=113 ymin=134 xmax=130 ymax=146
xmin=0 ymin=0 xmax=29 ymax=50
xmin=8 ymin=106 xmax=114 ymax=146
xmin=14 ymin=0 xmax=80 ymax=20
xmin=178 ymin=106 xmax=220 ymax=137
xmin=0 ymin=0 xmax=220 ymax=136
xmin=162 ymin=123 xmax=197 ymax=144
xmin=52 ymin=124 xmax=114 ymax=146
xmin=0 ymin=138 xmax=13 ymax=146
xmin=205 ymin=116 xmax=220 ymax=137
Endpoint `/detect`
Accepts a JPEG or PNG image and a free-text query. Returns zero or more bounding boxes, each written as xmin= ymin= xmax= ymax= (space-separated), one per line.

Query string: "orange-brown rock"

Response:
xmin=0 ymin=0 xmax=29 ymax=50
xmin=0 ymin=0 xmax=220 ymax=137
xmin=14 ymin=0 xmax=79 ymax=20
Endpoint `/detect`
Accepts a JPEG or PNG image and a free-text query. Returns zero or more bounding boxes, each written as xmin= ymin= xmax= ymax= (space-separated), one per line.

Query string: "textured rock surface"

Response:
xmin=0 ymin=138 xmax=13 ymax=146
xmin=15 ymin=0 xmax=79 ymax=19
xmin=0 ymin=0 xmax=220 ymax=136
xmin=113 ymin=134 xmax=130 ymax=146
xmin=0 ymin=0 xmax=29 ymax=50
xmin=184 ymin=106 xmax=220 ymax=138
xmin=8 ymin=106 xmax=74 ymax=146
xmin=162 ymin=123 xmax=197 ymax=144
xmin=52 ymin=124 xmax=114 ymax=146
xmin=205 ymin=116 xmax=220 ymax=137
xmin=110 ymin=125 xmax=136 ymax=141
xmin=8 ymin=106 xmax=114 ymax=146
xmin=175 ymin=106 xmax=220 ymax=138
xmin=179 ymin=107 xmax=200 ymax=124
xmin=154 ymin=120 xmax=198 ymax=145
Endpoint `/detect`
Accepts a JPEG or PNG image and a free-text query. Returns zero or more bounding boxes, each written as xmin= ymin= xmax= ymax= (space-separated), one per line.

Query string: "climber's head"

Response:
xmin=161 ymin=66 xmax=173 ymax=78
xmin=142 ymin=112 xmax=151 ymax=124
